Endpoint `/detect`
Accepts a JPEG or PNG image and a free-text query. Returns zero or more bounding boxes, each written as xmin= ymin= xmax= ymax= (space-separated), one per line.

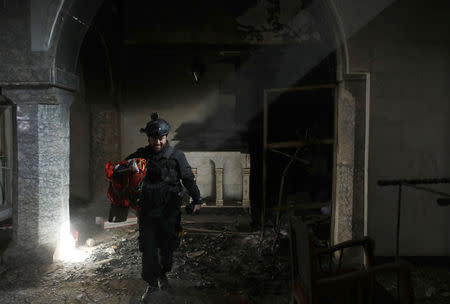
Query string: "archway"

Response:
xmin=2 ymin=0 xmax=364 ymax=262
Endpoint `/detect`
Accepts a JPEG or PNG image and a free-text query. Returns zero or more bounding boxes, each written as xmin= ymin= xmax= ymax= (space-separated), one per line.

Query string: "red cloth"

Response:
xmin=105 ymin=158 xmax=147 ymax=208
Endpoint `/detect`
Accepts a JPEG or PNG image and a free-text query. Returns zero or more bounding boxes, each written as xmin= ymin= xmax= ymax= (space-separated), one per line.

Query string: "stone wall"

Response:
xmin=119 ymin=51 xmax=244 ymax=156
xmin=90 ymin=104 xmax=121 ymax=203
xmin=184 ymin=152 xmax=250 ymax=202
xmin=69 ymin=92 xmax=91 ymax=203
xmin=0 ymin=1 xmax=53 ymax=84
xmin=332 ymin=88 xmax=355 ymax=244
xmin=3 ymin=87 xmax=73 ymax=262
xmin=346 ymin=0 xmax=450 ymax=255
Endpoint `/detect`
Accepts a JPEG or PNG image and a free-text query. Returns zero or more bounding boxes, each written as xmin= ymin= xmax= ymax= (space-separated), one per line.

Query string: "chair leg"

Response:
xmin=399 ymin=270 xmax=413 ymax=304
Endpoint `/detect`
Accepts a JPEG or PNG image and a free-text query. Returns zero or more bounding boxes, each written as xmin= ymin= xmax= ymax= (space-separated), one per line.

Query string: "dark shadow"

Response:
xmin=173 ymin=103 xmax=246 ymax=152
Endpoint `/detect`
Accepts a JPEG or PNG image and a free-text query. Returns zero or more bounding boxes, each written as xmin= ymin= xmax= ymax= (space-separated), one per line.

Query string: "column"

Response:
xmin=90 ymin=103 xmax=121 ymax=201
xmin=240 ymin=153 xmax=251 ymax=209
xmin=242 ymin=168 xmax=251 ymax=208
xmin=215 ymin=168 xmax=224 ymax=206
xmin=3 ymin=87 xmax=73 ymax=263
xmin=332 ymin=87 xmax=356 ymax=245
xmin=192 ymin=168 xmax=198 ymax=180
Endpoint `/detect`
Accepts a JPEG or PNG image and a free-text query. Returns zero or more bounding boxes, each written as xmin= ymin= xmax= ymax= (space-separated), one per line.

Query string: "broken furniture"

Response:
xmin=289 ymin=216 xmax=413 ymax=304
xmin=260 ymin=85 xmax=335 ymax=240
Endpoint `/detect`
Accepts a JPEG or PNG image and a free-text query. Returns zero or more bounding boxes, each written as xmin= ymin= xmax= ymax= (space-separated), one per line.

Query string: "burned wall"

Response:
xmin=120 ymin=48 xmax=243 ymax=157
xmin=347 ymin=0 xmax=450 ymax=255
xmin=70 ymin=71 xmax=91 ymax=204
xmin=72 ymin=23 xmax=121 ymax=207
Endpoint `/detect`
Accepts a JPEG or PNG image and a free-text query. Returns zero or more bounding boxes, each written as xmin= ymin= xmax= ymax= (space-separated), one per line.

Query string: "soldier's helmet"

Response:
xmin=140 ymin=112 xmax=170 ymax=137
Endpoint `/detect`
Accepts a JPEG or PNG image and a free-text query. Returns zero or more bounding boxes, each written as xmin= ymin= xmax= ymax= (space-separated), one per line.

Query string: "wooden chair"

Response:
xmin=289 ymin=216 xmax=413 ymax=304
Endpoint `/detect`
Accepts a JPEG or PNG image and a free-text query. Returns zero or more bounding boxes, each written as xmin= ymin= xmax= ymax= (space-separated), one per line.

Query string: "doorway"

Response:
xmin=261 ymin=85 xmax=336 ymax=244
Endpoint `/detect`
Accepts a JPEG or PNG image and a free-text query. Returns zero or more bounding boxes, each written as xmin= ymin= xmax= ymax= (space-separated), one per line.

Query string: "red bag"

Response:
xmin=105 ymin=158 xmax=147 ymax=209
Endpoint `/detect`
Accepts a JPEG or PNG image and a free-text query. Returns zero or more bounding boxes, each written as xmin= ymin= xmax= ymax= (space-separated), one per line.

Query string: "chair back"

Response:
xmin=289 ymin=216 xmax=313 ymax=304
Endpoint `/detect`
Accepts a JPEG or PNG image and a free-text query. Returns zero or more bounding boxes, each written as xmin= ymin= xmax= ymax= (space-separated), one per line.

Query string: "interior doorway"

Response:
xmin=261 ymin=85 xmax=336 ymax=244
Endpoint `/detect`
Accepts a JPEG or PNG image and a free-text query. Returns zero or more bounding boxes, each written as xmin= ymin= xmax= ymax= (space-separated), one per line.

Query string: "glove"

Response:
xmin=185 ymin=198 xmax=202 ymax=215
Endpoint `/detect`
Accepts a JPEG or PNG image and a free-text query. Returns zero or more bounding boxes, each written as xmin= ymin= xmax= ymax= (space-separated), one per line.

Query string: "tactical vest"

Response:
xmin=139 ymin=146 xmax=182 ymax=219
xmin=145 ymin=146 xmax=180 ymax=187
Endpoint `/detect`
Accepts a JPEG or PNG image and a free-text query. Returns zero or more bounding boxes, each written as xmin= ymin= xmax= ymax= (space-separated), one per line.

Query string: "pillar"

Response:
xmin=215 ymin=168 xmax=224 ymax=206
xmin=3 ymin=87 xmax=73 ymax=263
xmin=242 ymin=168 xmax=251 ymax=208
xmin=90 ymin=104 xmax=121 ymax=202
xmin=331 ymin=74 xmax=370 ymax=249
xmin=240 ymin=153 xmax=251 ymax=209
xmin=192 ymin=168 xmax=198 ymax=180
xmin=332 ymin=87 xmax=355 ymax=245
xmin=331 ymin=76 xmax=370 ymax=266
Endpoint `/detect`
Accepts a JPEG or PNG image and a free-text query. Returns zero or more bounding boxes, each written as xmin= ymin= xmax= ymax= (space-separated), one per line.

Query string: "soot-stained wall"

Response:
xmin=348 ymin=0 xmax=450 ymax=256
xmin=120 ymin=48 xmax=244 ymax=158
xmin=70 ymin=24 xmax=121 ymax=206
xmin=70 ymin=81 xmax=91 ymax=203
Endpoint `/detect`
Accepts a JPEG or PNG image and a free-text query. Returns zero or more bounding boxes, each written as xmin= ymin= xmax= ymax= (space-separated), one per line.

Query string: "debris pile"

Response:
xmin=0 ymin=212 xmax=448 ymax=304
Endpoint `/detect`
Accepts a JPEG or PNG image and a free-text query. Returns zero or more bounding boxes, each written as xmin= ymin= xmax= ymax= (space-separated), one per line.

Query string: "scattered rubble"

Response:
xmin=0 ymin=210 xmax=291 ymax=303
xmin=425 ymin=286 xmax=437 ymax=297
xmin=85 ymin=238 xmax=95 ymax=247
xmin=0 ymin=210 xmax=449 ymax=304
xmin=186 ymin=250 xmax=205 ymax=259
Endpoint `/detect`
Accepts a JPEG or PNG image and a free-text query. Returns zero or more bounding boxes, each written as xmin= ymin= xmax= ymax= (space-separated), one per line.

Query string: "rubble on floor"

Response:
xmin=376 ymin=263 xmax=450 ymax=304
xmin=0 ymin=208 xmax=449 ymax=304
xmin=0 ymin=210 xmax=291 ymax=304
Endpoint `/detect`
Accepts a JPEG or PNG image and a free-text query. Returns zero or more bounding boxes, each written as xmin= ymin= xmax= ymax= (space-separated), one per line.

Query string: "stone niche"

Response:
xmin=184 ymin=152 xmax=250 ymax=204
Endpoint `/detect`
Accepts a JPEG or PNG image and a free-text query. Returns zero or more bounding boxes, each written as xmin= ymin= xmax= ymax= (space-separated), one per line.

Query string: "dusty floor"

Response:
xmin=0 ymin=207 xmax=449 ymax=304
xmin=0 ymin=208 xmax=291 ymax=304
xmin=376 ymin=261 xmax=450 ymax=304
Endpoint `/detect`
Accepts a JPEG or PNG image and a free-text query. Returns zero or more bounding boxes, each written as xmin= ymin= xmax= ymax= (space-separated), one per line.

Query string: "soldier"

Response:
xmin=126 ymin=113 xmax=202 ymax=303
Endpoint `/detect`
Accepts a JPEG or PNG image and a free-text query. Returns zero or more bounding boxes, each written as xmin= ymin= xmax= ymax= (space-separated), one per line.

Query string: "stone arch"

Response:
xmin=321 ymin=1 xmax=370 ymax=246
xmin=48 ymin=0 xmax=352 ymax=95
xmin=323 ymin=0 xmax=351 ymax=77
xmin=3 ymin=0 xmax=360 ymax=262
xmin=51 ymin=0 xmax=105 ymax=89
xmin=0 ymin=0 xmax=107 ymax=263
xmin=53 ymin=0 xmax=122 ymax=206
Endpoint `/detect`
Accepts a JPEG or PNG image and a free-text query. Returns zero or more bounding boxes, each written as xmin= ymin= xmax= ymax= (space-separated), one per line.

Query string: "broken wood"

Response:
xmin=271 ymin=202 xmax=330 ymax=211
xmin=267 ymin=138 xmax=334 ymax=149
xmin=270 ymin=149 xmax=310 ymax=164
xmin=103 ymin=216 xmax=137 ymax=229
xmin=273 ymin=147 xmax=302 ymax=253
xmin=184 ymin=227 xmax=257 ymax=235
xmin=93 ymin=258 xmax=114 ymax=266
xmin=186 ymin=250 xmax=205 ymax=259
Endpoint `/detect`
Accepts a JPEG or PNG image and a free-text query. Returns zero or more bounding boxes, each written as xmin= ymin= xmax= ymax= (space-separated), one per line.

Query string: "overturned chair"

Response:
xmin=289 ymin=216 xmax=413 ymax=304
